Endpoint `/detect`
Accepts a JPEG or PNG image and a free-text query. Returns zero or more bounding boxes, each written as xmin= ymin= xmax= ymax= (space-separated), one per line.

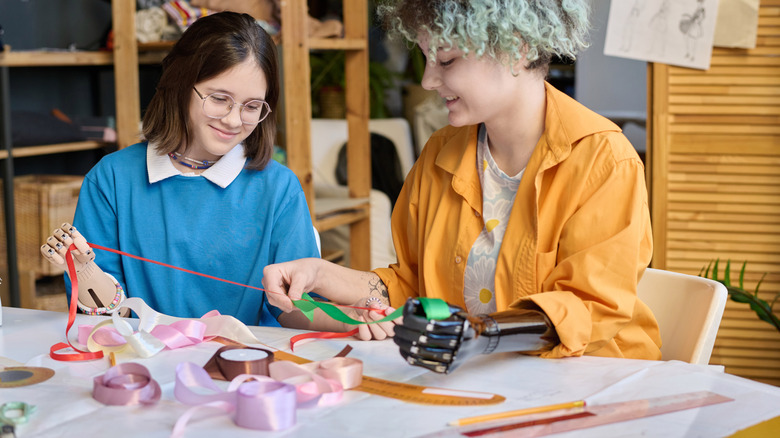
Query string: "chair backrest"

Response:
xmin=637 ymin=268 xmax=728 ymax=365
xmin=313 ymin=226 xmax=321 ymax=257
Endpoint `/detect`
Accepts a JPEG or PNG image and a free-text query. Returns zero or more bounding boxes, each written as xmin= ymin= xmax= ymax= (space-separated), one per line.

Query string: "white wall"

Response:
xmin=576 ymin=0 xmax=648 ymax=153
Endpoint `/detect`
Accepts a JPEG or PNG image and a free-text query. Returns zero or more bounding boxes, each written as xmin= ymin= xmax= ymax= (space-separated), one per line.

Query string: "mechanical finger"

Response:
xmin=401 ymin=299 xmax=468 ymax=336
xmin=40 ymin=244 xmax=65 ymax=266
xmin=46 ymin=235 xmax=69 ymax=259
xmin=398 ymin=347 xmax=452 ymax=374
xmin=60 ymin=223 xmax=92 ymax=256
xmin=394 ymin=324 xmax=459 ymax=349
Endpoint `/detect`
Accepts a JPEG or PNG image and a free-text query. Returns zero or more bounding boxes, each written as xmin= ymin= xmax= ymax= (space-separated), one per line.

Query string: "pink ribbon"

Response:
xmin=78 ymin=319 xmax=210 ymax=350
xmin=269 ymin=357 xmax=363 ymax=408
xmin=172 ymin=362 xmax=297 ymax=435
xmin=92 ymin=363 xmax=161 ymax=406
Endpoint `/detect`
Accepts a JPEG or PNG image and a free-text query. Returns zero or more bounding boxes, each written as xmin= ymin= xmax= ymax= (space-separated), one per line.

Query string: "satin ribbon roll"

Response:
xmin=92 ymin=363 xmax=161 ymax=406
xmin=232 ymin=378 xmax=297 ymax=430
xmin=204 ymin=345 xmax=275 ymax=381
xmin=173 ymin=362 xmax=297 ymax=433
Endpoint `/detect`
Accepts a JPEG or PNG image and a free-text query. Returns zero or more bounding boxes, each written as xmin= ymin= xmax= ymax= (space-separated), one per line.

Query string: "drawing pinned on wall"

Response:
xmin=604 ymin=0 xmax=720 ymax=70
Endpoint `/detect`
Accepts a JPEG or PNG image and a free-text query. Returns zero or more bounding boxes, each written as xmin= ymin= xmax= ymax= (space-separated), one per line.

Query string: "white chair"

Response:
xmin=637 ymin=268 xmax=728 ymax=365
xmin=310 ymin=118 xmax=416 ymax=269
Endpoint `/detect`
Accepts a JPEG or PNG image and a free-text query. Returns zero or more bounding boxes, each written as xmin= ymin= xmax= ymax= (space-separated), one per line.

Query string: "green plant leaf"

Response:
xmin=739 ymin=261 xmax=746 ymax=289
xmin=701 ymin=259 xmax=780 ymax=333
xmin=755 ymin=272 xmax=766 ymax=298
xmin=713 ymin=258 xmax=720 ymax=282
xmin=724 ymin=259 xmax=732 ymax=287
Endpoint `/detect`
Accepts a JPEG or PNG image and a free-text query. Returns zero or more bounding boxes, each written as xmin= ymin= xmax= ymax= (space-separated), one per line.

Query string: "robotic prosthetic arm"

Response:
xmin=40 ymin=224 xmax=128 ymax=316
xmin=393 ymin=298 xmax=559 ymax=373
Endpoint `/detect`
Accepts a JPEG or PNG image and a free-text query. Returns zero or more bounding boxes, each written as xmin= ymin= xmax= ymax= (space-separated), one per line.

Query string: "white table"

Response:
xmin=1 ymin=306 xmax=779 ymax=437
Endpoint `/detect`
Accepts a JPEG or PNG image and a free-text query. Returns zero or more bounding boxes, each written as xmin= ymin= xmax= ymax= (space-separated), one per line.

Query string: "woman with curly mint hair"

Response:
xmin=263 ymin=0 xmax=661 ymax=373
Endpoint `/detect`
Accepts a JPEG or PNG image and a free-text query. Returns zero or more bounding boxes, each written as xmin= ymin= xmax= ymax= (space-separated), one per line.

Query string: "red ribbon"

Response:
xmin=50 ymin=243 xmax=388 ymax=361
xmin=49 ymin=244 xmax=105 ymax=361
xmin=289 ymin=328 xmax=360 ymax=352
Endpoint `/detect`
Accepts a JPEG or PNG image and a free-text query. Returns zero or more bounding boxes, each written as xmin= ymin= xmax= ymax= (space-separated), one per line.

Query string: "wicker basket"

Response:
xmin=0 ymin=174 xmax=84 ymax=277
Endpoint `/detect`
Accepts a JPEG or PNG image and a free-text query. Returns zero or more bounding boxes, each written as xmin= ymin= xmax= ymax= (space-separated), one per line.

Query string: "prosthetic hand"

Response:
xmin=40 ymin=223 xmax=128 ymax=316
xmin=393 ymin=298 xmax=559 ymax=374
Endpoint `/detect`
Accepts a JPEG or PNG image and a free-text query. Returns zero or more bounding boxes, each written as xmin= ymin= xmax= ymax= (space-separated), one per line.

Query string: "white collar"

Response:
xmin=146 ymin=143 xmax=246 ymax=188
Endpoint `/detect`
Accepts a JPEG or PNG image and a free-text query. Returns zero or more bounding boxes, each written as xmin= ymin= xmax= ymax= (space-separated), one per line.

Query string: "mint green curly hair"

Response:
xmin=377 ymin=0 xmax=591 ymax=72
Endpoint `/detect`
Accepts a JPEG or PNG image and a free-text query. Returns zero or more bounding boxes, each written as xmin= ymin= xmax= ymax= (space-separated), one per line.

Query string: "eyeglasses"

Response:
xmin=193 ymin=87 xmax=272 ymax=125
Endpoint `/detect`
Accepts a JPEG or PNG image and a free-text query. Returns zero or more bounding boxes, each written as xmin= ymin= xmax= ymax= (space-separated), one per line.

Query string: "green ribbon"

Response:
xmin=291 ymin=294 xmax=454 ymax=324
xmin=292 ymin=293 xmax=403 ymax=324
xmin=418 ymin=297 xmax=453 ymax=320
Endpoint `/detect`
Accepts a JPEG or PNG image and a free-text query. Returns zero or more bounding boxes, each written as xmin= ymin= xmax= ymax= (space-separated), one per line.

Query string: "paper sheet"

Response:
xmin=713 ymin=0 xmax=760 ymax=48
xmin=604 ymin=0 xmax=721 ymax=70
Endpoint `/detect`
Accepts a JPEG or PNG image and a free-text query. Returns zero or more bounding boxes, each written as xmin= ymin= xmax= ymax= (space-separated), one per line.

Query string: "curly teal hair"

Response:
xmin=377 ymin=0 xmax=591 ymax=72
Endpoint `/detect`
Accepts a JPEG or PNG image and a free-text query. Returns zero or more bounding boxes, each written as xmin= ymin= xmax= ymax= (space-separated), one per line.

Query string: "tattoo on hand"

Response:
xmin=368 ymin=276 xmax=389 ymax=300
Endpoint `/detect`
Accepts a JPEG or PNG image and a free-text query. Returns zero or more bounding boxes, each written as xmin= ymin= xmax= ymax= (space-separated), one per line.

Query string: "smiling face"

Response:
xmin=184 ymin=57 xmax=268 ymax=161
xmin=417 ymin=33 xmax=543 ymax=130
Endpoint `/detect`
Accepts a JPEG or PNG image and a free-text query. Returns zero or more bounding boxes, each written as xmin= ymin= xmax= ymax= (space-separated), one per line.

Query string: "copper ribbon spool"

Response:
xmin=204 ymin=345 xmax=275 ymax=381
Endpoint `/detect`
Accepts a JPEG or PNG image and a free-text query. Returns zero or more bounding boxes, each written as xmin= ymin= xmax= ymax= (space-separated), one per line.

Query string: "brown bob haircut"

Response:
xmin=142 ymin=11 xmax=279 ymax=171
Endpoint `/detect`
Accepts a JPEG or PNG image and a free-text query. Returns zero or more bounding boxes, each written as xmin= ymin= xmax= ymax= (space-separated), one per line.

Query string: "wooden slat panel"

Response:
xmin=671 ymin=154 xmax=780 ymax=165
xmin=668 ymin=229 xmax=780 ymax=243
xmin=668 ymin=172 xmax=780 ymax=184
xmin=669 ymin=85 xmax=780 ymax=95
xmin=667 ymin=211 xmax=780 ymax=224
xmin=669 ymin=166 xmax=779 ymax=178
xmin=667 ymin=134 xmax=779 ymax=154
xmin=668 ymin=202 xmax=780 ymax=214
xmin=710 ymin=55 xmax=780 ymax=66
xmin=668 ymin=183 xmax=780 ymax=196
xmin=671 ymin=115 xmax=780 ymax=125
xmin=670 ymin=66 xmax=780 ymax=76
xmin=669 ymin=94 xmax=780 ymax=104
xmin=667 ymin=105 xmax=780 ymax=115
xmin=669 ymin=75 xmax=780 ymax=85
xmin=649 ymin=0 xmax=780 ymax=387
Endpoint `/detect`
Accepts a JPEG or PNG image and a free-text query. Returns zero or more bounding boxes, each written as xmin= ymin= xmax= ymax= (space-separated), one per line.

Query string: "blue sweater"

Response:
xmin=69 ymin=143 xmax=319 ymax=326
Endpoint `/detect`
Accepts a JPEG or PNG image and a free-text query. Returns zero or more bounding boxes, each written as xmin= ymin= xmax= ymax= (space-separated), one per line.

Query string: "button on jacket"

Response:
xmin=375 ymin=83 xmax=662 ymax=360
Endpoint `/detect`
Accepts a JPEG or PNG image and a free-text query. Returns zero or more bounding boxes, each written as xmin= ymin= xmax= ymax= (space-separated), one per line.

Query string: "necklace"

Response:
xmin=168 ymin=152 xmax=218 ymax=170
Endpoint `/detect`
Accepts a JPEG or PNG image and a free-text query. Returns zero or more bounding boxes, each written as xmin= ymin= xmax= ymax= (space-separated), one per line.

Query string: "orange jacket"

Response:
xmin=375 ymin=83 xmax=661 ymax=359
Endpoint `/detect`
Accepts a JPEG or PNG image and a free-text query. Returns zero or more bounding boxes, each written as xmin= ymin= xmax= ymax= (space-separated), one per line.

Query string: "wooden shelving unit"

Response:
xmin=280 ymin=0 xmax=372 ymax=270
xmin=0 ymin=0 xmax=156 ymax=307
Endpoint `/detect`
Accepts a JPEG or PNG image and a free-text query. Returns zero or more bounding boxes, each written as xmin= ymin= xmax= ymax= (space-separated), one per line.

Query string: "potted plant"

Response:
xmin=310 ymin=50 xmax=397 ymax=119
xmin=700 ymin=259 xmax=780 ymax=333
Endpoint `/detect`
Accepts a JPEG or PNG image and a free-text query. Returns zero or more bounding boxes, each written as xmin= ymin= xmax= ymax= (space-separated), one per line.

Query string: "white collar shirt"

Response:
xmin=146 ymin=143 xmax=246 ymax=188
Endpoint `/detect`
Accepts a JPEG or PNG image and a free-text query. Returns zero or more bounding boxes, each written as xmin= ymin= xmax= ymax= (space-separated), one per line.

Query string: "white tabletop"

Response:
xmin=1 ymin=306 xmax=779 ymax=438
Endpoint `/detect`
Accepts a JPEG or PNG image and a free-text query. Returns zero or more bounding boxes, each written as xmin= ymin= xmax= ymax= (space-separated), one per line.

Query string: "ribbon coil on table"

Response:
xmin=204 ymin=345 xmax=275 ymax=381
xmin=173 ymin=362 xmax=297 ymax=435
xmin=92 ymin=363 xmax=161 ymax=406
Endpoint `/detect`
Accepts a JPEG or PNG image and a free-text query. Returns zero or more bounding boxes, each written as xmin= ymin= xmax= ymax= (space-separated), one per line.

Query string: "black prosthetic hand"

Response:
xmin=393 ymin=298 xmax=559 ymax=373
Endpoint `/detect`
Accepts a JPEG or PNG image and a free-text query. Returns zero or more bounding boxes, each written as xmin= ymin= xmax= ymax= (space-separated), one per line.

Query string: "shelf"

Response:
xmin=0 ymin=50 xmax=114 ymax=67
xmin=0 ymin=48 xmax=168 ymax=67
xmin=281 ymin=0 xmax=372 ymax=270
xmin=309 ymin=38 xmax=367 ymax=51
xmin=313 ymin=198 xmax=370 ymax=232
xmin=0 ymin=141 xmax=108 ymax=160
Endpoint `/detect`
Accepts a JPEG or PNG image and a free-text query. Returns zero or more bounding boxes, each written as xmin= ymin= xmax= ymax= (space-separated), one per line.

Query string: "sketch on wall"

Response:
xmin=604 ymin=0 xmax=720 ymax=70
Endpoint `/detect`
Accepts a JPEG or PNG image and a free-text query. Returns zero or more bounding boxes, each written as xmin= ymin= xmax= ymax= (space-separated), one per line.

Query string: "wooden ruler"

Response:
xmin=456 ymin=391 xmax=733 ymax=437
xmin=273 ymin=349 xmax=505 ymax=406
